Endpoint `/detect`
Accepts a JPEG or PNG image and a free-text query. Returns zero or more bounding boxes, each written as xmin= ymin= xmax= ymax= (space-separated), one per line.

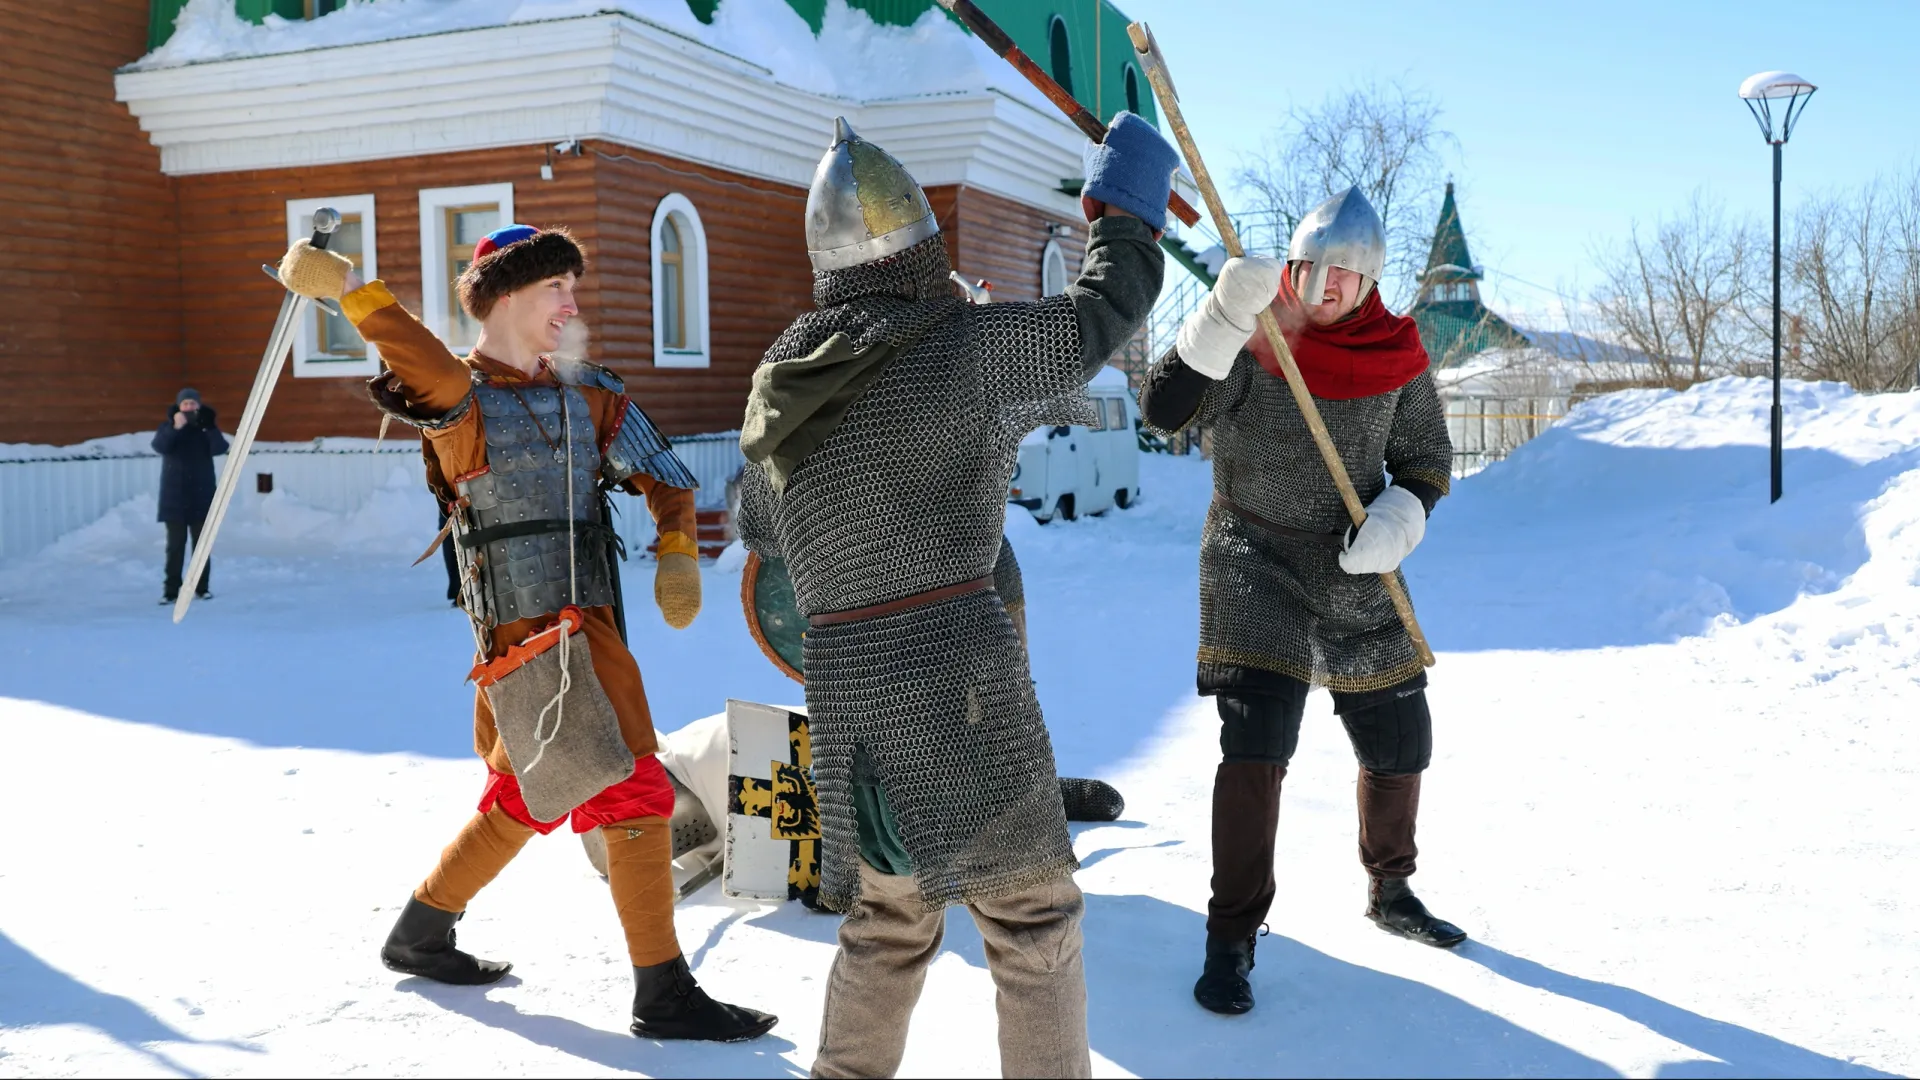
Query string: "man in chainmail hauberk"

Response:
xmin=733 ymin=115 xmax=1172 ymax=1078
xmin=275 ymin=224 xmax=775 ymax=1043
xmin=1139 ymin=186 xmax=1468 ymax=1017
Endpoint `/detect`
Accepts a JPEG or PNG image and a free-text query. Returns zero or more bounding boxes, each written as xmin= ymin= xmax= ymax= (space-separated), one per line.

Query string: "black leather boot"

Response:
xmin=1367 ymin=876 xmax=1467 ymax=949
xmin=380 ymin=897 xmax=513 ymax=985
xmin=1192 ymin=931 xmax=1258 ymax=1015
xmin=631 ymin=955 xmax=777 ymax=1042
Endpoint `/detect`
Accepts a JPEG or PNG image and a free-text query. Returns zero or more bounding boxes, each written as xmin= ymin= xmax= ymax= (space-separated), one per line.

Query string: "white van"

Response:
xmin=1008 ymin=367 xmax=1141 ymax=523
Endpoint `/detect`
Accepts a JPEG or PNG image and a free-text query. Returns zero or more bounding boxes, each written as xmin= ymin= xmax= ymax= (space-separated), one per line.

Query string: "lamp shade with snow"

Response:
xmin=1738 ymin=71 xmax=1816 ymax=144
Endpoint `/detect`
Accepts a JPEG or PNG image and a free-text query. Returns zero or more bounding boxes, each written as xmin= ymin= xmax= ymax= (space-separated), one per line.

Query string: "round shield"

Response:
xmin=742 ymin=551 xmax=806 ymax=684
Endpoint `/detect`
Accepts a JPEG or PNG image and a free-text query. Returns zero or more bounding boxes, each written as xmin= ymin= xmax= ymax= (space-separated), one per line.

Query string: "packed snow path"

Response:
xmin=0 ymin=378 xmax=1913 ymax=1077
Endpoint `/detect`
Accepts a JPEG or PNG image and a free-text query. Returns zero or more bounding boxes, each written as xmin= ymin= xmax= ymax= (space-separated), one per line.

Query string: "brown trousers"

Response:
xmin=415 ymin=806 xmax=681 ymax=966
xmin=1207 ymin=764 xmax=1421 ymax=941
xmin=812 ymin=861 xmax=1092 ymax=1079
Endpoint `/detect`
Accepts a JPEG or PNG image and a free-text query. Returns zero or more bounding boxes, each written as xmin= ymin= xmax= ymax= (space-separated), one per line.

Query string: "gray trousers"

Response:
xmin=811 ymin=861 xmax=1092 ymax=1079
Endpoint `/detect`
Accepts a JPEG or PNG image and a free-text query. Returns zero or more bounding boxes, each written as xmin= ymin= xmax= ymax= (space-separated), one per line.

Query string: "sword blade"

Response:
xmin=172 ymin=292 xmax=308 ymax=624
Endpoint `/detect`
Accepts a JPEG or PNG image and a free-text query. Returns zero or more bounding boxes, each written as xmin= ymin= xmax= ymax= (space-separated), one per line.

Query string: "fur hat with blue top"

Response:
xmin=1080 ymin=111 xmax=1181 ymax=233
xmin=456 ymin=224 xmax=587 ymax=319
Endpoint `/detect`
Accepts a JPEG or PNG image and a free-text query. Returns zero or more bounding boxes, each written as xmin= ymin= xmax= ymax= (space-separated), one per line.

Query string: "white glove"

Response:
xmin=1338 ymin=485 xmax=1427 ymax=575
xmin=1175 ymin=255 xmax=1284 ymax=379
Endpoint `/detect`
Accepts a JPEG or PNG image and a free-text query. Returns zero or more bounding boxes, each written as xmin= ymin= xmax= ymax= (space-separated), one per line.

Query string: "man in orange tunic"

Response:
xmin=278 ymin=224 xmax=774 ymax=1042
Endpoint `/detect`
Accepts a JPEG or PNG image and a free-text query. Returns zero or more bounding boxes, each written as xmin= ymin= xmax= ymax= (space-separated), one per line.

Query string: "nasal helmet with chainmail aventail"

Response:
xmin=1288 ymin=185 xmax=1386 ymax=304
xmin=804 ymin=117 xmax=940 ymax=272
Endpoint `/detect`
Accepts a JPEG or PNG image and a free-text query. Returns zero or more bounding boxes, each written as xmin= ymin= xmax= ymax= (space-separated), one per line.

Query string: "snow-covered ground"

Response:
xmin=1 ymin=377 xmax=1914 ymax=1077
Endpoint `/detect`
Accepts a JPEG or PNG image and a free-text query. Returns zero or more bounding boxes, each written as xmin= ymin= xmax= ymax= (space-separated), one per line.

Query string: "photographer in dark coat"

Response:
xmin=152 ymin=388 xmax=228 ymax=603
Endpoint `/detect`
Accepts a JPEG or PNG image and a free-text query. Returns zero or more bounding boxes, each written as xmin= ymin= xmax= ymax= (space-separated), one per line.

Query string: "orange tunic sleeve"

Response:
xmin=633 ymin=474 xmax=699 ymax=559
xmin=342 ymin=281 xmax=472 ymax=415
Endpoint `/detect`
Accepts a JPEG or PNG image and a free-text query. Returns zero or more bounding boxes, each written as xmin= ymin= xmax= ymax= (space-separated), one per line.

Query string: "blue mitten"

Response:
xmin=1082 ymin=111 xmax=1179 ymax=232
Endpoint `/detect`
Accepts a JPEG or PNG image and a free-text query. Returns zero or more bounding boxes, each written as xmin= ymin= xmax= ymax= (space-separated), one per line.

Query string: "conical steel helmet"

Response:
xmin=805 ymin=117 xmax=940 ymax=272
xmin=1288 ymin=186 xmax=1386 ymax=304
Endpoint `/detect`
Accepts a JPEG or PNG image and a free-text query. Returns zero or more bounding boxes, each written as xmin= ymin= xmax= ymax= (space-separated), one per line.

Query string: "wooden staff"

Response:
xmin=935 ymin=0 xmax=1200 ymax=228
xmin=1127 ymin=22 xmax=1435 ymax=668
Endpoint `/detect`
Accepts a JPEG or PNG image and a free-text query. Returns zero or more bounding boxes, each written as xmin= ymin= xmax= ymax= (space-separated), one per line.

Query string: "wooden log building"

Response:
xmin=2 ymin=0 xmax=1157 ymax=445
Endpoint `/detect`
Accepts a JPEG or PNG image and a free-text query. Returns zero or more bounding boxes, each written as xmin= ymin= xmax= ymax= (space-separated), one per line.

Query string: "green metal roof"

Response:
xmin=147 ymin=0 xmax=1154 ymax=126
xmin=1423 ymin=181 xmax=1476 ymax=281
xmin=1413 ymin=304 xmax=1529 ymax=368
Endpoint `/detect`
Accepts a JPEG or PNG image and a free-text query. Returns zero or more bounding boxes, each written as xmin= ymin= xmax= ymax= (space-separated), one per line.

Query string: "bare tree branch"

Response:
xmin=1232 ymin=81 xmax=1457 ymax=309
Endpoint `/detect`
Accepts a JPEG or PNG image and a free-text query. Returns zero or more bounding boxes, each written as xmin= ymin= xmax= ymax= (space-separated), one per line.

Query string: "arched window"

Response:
xmin=1048 ymin=15 xmax=1073 ymax=96
xmin=660 ymin=217 xmax=685 ymax=348
xmin=1040 ymin=239 xmax=1068 ymax=297
xmin=1124 ymin=64 xmax=1141 ymax=115
xmin=650 ymin=193 xmax=709 ymax=368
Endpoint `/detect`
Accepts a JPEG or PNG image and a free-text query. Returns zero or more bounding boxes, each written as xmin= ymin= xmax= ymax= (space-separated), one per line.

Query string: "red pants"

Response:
xmin=479 ymin=756 xmax=675 ymax=835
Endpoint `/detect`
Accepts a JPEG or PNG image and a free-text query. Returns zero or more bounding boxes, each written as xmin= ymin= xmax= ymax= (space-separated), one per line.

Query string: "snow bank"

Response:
xmin=0 ymin=432 xmax=417 ymax=461
xmin=133 ymin=0 xmax=1055 ymax=112
xmin=1413 ymin=376 xmax=1920 ymax=654
xmin=35 ymin=466 xmax=427 ymax=568
xmin=0 ymin=431 xmax=159 ymax=461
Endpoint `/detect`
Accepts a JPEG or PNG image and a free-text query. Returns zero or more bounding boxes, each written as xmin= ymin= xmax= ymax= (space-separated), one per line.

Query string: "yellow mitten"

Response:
xmin=277 ymin=239 xmax=353 ymax=300
xmin=654 ymin=551 xmax=702 ymax=629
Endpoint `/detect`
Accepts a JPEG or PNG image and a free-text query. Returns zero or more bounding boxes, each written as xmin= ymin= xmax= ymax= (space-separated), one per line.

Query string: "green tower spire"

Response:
xmin=1410 ymin=181 xmax=1528 ymax=367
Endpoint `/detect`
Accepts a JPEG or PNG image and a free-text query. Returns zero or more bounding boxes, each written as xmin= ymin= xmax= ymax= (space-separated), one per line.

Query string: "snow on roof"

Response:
xmin=1089 ymin=365 xmax=1129 ymax=389
xmin=133 ymin=0 xmax=1056 ymax=112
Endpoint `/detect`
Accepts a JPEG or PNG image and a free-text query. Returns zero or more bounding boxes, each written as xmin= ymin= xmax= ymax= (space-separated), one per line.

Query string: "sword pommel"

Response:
xmin=309 ymin=206 xmax=341 ymax=250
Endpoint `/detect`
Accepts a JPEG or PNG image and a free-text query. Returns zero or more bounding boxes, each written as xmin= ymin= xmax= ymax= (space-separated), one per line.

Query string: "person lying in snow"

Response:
xmin=731 ymin=114 xmax=1170 ymax=1079
xmin=275 ymin=224 xmax=775 ymax=1043
xmin=1138 ymin=186 xmax=1466 ymax=1018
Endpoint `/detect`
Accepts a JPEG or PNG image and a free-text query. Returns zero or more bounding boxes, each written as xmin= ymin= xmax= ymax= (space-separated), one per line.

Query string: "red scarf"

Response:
xmin=1246 ymin=276 xmax=1430 ymax=400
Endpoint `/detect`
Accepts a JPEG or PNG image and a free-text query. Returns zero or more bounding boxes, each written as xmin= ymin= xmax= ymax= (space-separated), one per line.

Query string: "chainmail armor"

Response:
xmin=737 ymin=219 xmax=1163 ymax=911
xmin=1145 ymin=348 xmax=1453 ymax=694
xmin=992 ymin=536 xmax=1024 ymax=612
xmin=454 ymin=382 xmax=615 ymax=627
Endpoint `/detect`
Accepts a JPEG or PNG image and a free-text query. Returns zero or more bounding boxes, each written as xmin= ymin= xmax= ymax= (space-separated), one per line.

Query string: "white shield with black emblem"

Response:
xmin=722 ymin=699 xmax=821 ymax=905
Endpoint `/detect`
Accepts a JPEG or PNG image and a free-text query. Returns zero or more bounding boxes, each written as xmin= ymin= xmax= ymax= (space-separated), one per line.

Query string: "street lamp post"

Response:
xmin=1738 ymin=71 xmax=1816 ymax=504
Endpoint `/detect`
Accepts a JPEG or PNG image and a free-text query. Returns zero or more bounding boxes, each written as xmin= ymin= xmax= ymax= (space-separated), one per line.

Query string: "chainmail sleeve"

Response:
xmin=1383 ymin=371 xmax=1454 ymax=496
xmin=1140 ymin=344 xmax=1254 ymax=437
xmin=977 ymin=215 xmax=1165 ymax=415
xmin=732 ymin=461 xmax=784 ymax=559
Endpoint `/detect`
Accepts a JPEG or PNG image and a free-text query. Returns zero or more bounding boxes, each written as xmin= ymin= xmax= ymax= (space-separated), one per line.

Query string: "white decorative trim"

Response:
xmin=1040 ymin=239 xmax=1068 ymax=297
xmin=116 ymin=12 xmax=1085 ymax=219
xmin=416 ymin=182 xmax=515 ymax=348
xmin=650 ymin=193 xmax=709 ymax=369
xmin=286 ymin=194 xmax=378 ymax=378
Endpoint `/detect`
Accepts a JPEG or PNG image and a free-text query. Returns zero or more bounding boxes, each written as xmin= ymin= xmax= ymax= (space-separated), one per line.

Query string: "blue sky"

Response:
xmin=1118 ymin=0 xmax=1920 ymax=327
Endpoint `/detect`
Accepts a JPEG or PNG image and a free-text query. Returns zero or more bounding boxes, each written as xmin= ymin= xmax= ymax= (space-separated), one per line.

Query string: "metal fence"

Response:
xmin=1443 ymin=396 xmax=1567 ymax=477
xmin=0 ymin=431 xmax=748 ymax=563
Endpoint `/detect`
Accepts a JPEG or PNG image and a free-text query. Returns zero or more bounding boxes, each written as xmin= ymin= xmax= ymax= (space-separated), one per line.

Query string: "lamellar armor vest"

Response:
xmin=453 ymin=383 xmax=614 ymax=626
xmin=368 ymin=363 xmax=697 ymax=631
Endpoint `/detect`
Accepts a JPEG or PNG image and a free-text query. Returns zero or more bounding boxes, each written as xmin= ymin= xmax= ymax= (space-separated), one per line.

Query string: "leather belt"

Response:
xmin=457 ymin=518 xmax=620 ymax=549
xmin=808 ymin=575 xmax=996 ymax=628
xmin=1213 ymin=493 xmax=1346 ymax=548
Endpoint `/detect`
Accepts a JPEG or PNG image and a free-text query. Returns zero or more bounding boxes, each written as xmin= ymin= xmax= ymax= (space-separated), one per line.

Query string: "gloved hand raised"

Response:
xmin=654 ymin=551 xmax=702 ymax=629
xmin=276 ymin=239 xmax=354 ymax=301
xmin=1081 ymin=111 xmax=1180 ymax=233
xmin=1175 ymin=256 xmax=1285 ymax=379
xmin=1338 ymin=485 xmax=1427 ymax=575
